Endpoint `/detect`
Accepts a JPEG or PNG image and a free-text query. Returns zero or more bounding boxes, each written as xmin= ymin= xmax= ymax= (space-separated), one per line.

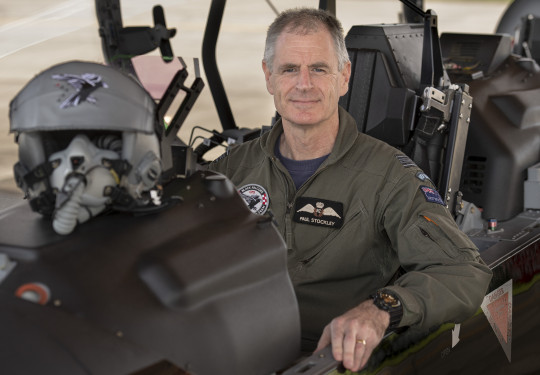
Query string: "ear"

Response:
xmin=339 ymin=61 xmax=351 ymax=97
xmin=262 ymin=60 xmax=274 ymax=95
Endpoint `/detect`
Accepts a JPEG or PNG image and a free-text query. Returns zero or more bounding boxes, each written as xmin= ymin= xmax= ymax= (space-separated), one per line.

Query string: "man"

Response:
xmin=210 ymin=8 xmax=492 ymax=372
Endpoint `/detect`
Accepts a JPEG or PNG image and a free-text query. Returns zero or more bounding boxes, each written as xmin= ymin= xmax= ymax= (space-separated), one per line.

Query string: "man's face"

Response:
xmin=262 ymin=28 xmax=351 ymax=128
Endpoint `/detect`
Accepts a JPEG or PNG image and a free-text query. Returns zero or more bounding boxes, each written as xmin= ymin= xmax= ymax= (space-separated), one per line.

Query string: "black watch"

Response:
xmin=370 ymin=290 xmax=403 ymax=330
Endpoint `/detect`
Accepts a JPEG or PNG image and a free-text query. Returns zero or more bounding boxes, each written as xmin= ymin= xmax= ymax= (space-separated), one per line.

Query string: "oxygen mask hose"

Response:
xmin=52 ymin=175 xmax=86 ymax=235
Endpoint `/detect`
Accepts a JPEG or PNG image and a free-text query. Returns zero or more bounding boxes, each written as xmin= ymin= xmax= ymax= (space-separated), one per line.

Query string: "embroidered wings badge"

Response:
xmin=293 ymin=198 xmax=344 ymax=228
xmin=297 ymin=202 xmax=342 ymax=218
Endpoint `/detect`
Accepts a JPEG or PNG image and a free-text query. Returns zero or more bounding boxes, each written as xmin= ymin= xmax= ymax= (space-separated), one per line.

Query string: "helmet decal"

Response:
xmin=51 ymin=73 xmax=109 ymax=109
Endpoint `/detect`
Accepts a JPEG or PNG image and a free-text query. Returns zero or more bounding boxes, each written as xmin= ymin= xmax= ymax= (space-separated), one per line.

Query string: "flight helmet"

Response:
xmin=10 ymin=60 xmax=162 ymax=234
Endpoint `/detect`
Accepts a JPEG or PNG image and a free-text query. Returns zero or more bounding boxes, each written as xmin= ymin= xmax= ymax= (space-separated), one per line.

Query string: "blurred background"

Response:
xmin=0 ymin=0 xmax=512 ymax=210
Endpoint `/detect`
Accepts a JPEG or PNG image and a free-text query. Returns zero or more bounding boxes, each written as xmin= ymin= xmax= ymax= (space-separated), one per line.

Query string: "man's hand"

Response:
xmin=315 ymin=299 xmax=390 ymax=372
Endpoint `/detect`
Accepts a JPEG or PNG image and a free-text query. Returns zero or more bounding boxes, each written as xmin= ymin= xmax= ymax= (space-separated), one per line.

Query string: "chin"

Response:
xmin=285 ymin=115 xmax=321 ymax=126
xmin=281 ymin=109 xmax=321 ymax=125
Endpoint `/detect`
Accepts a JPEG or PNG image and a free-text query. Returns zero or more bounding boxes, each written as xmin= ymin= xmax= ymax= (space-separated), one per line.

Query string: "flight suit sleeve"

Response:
xmin=379 ymin=172 xmax=492 ymax=330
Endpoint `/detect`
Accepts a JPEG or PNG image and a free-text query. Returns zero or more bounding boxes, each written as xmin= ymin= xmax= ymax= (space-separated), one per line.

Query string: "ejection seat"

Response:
xmin=339 ymin=10 xmax=473 ymax=218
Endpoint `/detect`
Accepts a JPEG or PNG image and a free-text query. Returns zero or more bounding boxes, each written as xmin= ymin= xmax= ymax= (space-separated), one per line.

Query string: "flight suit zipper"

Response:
xmin=420 ymin=227 xmax=433 ymax=241
xmin=271 ymin=155 xmax=331 ymax=254
xmin=271 ymin=156 xmax=295 ymax=251
xmin=285 ymin=200 xmax=294 ymax=251
xmin=286 ymin=164 xmax=331 ymax=259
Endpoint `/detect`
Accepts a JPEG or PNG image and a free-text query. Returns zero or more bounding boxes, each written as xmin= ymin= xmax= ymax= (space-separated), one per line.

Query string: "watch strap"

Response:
xmin=370 ymin=290 xmax=403 ymax=330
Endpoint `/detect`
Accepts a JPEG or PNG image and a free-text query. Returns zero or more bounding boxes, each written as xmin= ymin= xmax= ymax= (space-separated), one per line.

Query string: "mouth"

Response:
xmin=290 ymin=99 xmax=319 ymax=105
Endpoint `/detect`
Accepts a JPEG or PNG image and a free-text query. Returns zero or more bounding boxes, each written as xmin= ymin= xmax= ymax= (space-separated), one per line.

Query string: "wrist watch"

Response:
xmin=370 ymin=290 xmax=403 ymax=330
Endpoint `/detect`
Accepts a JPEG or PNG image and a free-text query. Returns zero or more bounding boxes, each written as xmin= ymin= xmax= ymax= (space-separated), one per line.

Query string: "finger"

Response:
xmin=330 ymin=320 xmax=346 ymax=361
xmin=341 ymin=330 xmax=359 ymax=370
xmin=339 ymin=338 xmax=372 ymax=373
xmin=315 ymin=325 xmax=331 ymax=352
xmin=359 ymin=343 xmax=375 ymax=370
xmin=350 ymin=339 xmax=367 ymax=372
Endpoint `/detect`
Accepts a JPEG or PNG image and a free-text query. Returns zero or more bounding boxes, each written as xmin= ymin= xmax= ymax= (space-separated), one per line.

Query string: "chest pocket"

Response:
xmin=291 ymin=197 xmax=368 ymax=267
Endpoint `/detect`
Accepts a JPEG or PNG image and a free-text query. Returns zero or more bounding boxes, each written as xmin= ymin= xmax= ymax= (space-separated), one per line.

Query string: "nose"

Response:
xmin=296 ymin=67 xmax=313 ymax=90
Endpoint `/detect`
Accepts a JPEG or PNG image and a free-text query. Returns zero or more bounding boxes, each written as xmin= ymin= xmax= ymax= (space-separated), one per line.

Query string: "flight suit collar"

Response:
xmin=260 ymin=106 xmax=359 ymax=166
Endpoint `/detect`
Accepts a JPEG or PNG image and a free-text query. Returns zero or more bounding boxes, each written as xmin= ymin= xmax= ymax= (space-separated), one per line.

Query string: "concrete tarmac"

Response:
xmin=0 ymin=0 xmax=511 ymax=210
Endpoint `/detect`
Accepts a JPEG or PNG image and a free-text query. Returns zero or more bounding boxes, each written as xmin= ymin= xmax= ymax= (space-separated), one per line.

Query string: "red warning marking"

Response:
xmin=15 ymin=283 xmax=50 ymax=305
xmin=481 ymin=279 xmax=512 ymax=362
xmin=487 ymin=292 xmax=509 ymax=343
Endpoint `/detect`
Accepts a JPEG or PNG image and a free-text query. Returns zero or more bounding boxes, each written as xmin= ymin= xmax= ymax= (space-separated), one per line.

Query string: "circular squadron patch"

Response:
xmin=238 ymin=184 xmax=269 ymax=215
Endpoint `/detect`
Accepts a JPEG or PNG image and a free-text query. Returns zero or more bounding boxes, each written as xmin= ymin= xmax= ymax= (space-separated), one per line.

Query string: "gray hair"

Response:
xmin=263 ymin=8 xmax=350 ymax=72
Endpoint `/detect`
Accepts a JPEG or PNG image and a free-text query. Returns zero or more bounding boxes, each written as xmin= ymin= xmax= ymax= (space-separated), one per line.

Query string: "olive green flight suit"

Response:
xmin=210 ymin=106 xmax=492 ymax=349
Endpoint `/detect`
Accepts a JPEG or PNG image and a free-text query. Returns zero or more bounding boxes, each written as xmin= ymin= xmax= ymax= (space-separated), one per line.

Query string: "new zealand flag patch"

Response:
xmin=420 ymin=185 xmax=445 ymax=206
xmin=293 ymin=197 xmax=344 ymax=228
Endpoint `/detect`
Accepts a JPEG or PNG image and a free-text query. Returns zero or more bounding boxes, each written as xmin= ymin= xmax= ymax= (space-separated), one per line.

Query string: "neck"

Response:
xmin=280 ymin=116 xmax=339 ymax=161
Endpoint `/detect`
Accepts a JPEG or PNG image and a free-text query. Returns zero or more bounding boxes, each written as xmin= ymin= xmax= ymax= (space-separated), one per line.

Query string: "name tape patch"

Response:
xmin=420 ymin=185 xmax=445 ymax=206
xmin=293 ymin=197 xmax=343 ymax=229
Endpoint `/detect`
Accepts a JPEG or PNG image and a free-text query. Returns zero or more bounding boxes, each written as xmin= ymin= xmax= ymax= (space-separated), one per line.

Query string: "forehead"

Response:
xmin=273 ymin=28 xmax=337 ymax=66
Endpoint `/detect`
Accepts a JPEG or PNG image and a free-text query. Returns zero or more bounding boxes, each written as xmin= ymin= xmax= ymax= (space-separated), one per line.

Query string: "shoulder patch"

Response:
xmin=420 ymin=185 xmax=445 ymax=206
xmin=238 ymin=184 xmax=269 ymax=215
xmin=293 ymin=197 xmax=343 ymax=229
xmin=416 ymin=171 xmax=433 ymax=184
xmin=395 ymin=154 xmax=416 ymax=168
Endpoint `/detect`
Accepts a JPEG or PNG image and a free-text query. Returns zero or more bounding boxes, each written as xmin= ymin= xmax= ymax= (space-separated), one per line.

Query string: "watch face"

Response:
xmin=380 ymin=292 xmax=401 ymax=308
xmin=373 ymin=291 xmax=404 ymax=330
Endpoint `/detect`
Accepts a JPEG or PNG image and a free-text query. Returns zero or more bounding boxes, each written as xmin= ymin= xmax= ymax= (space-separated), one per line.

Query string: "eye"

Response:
xmin=312 ymin=67 xmax=327 ymax=74
xmin=282 ymin=67 xmax=297 ymax=74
